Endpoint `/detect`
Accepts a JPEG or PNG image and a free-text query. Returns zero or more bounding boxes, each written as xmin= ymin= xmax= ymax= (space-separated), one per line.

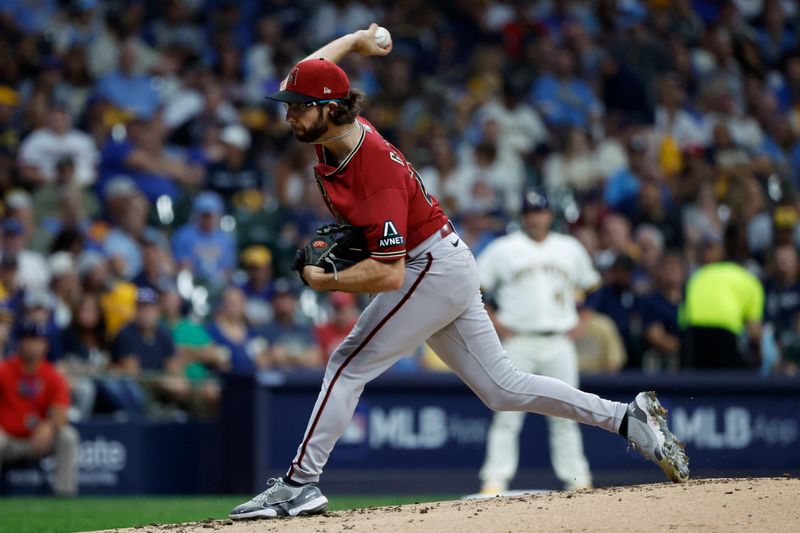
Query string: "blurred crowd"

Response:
xmin=1 ymin=0 xmax=800 ymax=424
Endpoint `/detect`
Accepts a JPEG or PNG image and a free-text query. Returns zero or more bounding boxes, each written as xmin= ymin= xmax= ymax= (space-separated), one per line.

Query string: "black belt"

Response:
xmin=519 ymin=331 xmax=563 ymax=337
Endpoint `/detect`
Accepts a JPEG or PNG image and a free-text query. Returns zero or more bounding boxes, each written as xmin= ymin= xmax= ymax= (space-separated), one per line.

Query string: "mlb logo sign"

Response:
xmin=312 ymin=240 xmax=328 ymax=249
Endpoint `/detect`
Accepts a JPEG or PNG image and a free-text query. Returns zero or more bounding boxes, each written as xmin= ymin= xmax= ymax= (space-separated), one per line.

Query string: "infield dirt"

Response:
xmin=102 ymin=477 xmax=799 ymax=533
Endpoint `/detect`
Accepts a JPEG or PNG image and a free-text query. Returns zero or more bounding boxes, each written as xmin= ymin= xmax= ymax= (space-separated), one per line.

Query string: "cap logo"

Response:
xmin=312 ymin=240 xmax=328 ymax=249
xmin=287 ymin=67 xmax=299 ymax=87
xmin=323 ymin=87 xmax=332 ymax=94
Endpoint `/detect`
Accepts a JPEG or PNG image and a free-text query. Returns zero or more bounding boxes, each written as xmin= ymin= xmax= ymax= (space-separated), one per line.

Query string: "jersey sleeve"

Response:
xmin=349 ymin=188 xmax=410 ymax=261
xmin=49 ymin=369 xmax=71 ymax=407
xmin=476 ymin=242 xmax=501 ymax=292
xmin=572 ymin=239 xmax=601 ymax=291
xmin=744 ymin=272 xmax=765 ymax=322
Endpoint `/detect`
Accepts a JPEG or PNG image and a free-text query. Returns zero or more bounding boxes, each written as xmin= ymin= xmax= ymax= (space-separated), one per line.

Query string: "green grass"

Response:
xmin=0 ymin=495 xmax=456 ymax=533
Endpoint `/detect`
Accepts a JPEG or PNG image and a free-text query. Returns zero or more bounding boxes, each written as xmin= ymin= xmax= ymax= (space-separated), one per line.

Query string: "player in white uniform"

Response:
xmin=479 ymin=190 xmax=597 ymax=493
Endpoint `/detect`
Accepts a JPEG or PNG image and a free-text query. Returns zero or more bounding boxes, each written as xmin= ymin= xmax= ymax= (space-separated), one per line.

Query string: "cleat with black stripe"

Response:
xmin=626 ymin=391 xmax=690 ymax=483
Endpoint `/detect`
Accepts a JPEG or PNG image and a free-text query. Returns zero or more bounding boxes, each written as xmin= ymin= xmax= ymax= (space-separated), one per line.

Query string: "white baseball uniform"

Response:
xmin=478 ymin=230 xmax=599 ymax=490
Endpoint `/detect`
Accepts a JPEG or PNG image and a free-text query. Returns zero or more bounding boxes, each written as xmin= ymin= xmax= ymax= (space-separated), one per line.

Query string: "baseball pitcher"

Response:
xmin=479 ymin=190 xmax=596 ymax=493
xmin=229 ymin=24 xmax=689 ymax=520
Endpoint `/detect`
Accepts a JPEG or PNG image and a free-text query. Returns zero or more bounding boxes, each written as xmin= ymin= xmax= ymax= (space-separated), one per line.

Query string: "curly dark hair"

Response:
xmin=328 ymin=90 xmax=364 ymax=125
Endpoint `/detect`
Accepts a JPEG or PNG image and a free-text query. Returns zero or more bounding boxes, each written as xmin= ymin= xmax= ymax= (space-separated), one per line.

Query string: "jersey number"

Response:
xmin=389 ymin=151 xmax=433 ymax=206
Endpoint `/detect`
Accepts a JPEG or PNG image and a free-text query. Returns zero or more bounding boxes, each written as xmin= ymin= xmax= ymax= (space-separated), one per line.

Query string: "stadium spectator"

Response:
xmin=78 ymin=250 xmax=136 ymax=339
xmin=238 ymin=245 xmax=275 ymax=327
xmin=604 ymin=132 xmax=651 ymax=210
xmin=261 ymin=281 xmax=322 ymax=370
xmin=586 ymin=254 xmax=643 ymax=368
xmin=132 ymin=232 xmax=175 ymax=292
xmin=530 ymin=47 xmax=601 ymax=130
xmin=314 ymin=292 xmax=359 ymax=363
xmin=0 ymin=253 xmax=21 ymax=311
xmin=95 ymin=41 xmax=160 ymax=119
xmin=111 ymin=287 xmax=187 ymax=414
xmin=543 ymin=127 xmax=605 ymax=194
xmin=48 ymin=252 xmax=80 ymax=329
xmin=2 ymin=214 xmax=50 ymax=292
xmin=682 ymin=228 xmax=765 ymax=368
xmin=160 ymin=285 xmax=224 ymax=416
xmin=763 ymin=243 xmax=800 ymax=370
xmin=0 ymin=319 xmax=79 ymax=497
xmin=60 ymin=292 xmax=109 ymax=418
xmin=17 ymin=99 xmax=99 ymax=187
xmin=0 ymin=303 xmax=13 ymax=356
xmin=31 ymin=155 xmax=100 ymax=250
xmin=573 ymin=309 xmax=627 ymax=373
xmin=172 ymin=191 xmax=236 ymax=289
xmin=97 ymin=112 xmax=203 ymax=203
xmin=13 ymin=290 xmax=63 ymax=363
xmin=653 ymin=73 xmax=708 ymax=150
xmin=632 ymin=224 xmax=666 ymax=294
xmin=206 ymin=285 xmax=269 ymax=374
xmin=640 ymin=253 xmax=685 ymax=372
xmin=206 ymin=123 xmax=260 ymax=201
xmin=102 ymin=192 xmax=152 ymax=280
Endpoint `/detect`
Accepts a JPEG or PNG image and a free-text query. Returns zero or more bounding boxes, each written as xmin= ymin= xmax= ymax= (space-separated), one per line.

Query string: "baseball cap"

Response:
xmin=266 ymin=58 xmax=350 ymax=104
xmin=136 ymin=287 xmax=159 ymax=305
xmin=23 ymin=290 xmax=54 ymax=310
xmin=5 ymin=190 xmax=33 ymax=210
xmin=76 ymin=250 xmax=107 ymax=277
xmin=240 ymin=245 xmax=272 ymax=268
xmin=774 ymin=205 xmax=799 ymax=229
xmin=611 ymin=253 xmax=637 ymax=272
xmin=193 ymin=191 xmax=224 ymax=215
xmin=104 ymin=176 xmax=137 ymax=199
xmin=48 ymin=251 xmax=75 ymax=277
xmin=521 ymin=190 xmax=551 ymax=212
xmin=17 ymin=319 xmax=49 ymax=339
xmin=0 ymin=85 xmax=19 ymax=106
xmin=220 ymin=124 xmax=252 ymax=150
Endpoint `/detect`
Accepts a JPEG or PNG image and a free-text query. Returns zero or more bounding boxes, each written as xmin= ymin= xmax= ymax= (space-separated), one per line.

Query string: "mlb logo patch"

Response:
xmin=312 ymin=240 xmax=328 ymax=249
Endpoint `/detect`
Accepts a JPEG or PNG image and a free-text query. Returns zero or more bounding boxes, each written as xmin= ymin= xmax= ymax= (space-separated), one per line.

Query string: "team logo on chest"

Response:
xmin=378 ymin=220 xmax=404 ymax=248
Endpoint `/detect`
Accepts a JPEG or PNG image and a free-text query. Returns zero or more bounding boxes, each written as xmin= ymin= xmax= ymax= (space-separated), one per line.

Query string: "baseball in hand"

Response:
xmin=374 ymin=26 xmax=391 ymax=48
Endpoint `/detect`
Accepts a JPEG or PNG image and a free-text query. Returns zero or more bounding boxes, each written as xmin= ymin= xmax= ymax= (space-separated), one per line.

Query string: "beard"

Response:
xmin=292 ymin=107 xmax=329 ymax=143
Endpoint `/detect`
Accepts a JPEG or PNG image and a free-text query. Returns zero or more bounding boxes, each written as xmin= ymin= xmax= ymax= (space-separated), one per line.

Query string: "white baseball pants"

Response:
xmin=480 ymin=334 xmax=592 ymax=490
xmin=286 ymin=230 xmax=628 ymax=483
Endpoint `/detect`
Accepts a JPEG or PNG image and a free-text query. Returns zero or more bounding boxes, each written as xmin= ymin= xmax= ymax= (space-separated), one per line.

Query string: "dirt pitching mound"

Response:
xmin=106 ymin=477 xmax=799 ymax=533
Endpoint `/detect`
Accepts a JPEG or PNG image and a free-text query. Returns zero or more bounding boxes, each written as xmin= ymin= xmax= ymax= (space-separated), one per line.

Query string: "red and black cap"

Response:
xmin=266 ymin=58 xmax=350 ymax=103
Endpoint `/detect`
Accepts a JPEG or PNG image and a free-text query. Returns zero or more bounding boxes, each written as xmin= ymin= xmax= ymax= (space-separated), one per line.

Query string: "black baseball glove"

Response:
xmin=292 ymin=224 xmax=370 ymax=284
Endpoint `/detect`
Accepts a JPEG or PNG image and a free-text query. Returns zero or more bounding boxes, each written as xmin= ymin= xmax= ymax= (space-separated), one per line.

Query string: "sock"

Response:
xmin=618 ymin=412 xmax=629 ymax=439
xmin=282 ymin=476 xmax=305 ymax=487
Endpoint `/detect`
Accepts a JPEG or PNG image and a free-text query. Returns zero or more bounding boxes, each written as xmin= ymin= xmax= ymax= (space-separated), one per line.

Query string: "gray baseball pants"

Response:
xmin=287 ymin=228 xmax=628 ymax=483
xmin=0 ymin=425 xmax=79 ymax=496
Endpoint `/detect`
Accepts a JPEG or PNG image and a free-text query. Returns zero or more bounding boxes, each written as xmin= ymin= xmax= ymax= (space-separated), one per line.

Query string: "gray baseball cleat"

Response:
xmin=626 ymin=391 xmax=690 ymax=483
xmin=229 ymin=477 xmax=329 ymax=519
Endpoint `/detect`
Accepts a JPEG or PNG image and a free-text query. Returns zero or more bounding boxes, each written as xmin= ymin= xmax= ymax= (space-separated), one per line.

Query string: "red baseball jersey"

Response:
xmin=313 ymin=117 xmax=449 ymax=261
xmin=0 ymin=355 xmax=70 ymax=438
